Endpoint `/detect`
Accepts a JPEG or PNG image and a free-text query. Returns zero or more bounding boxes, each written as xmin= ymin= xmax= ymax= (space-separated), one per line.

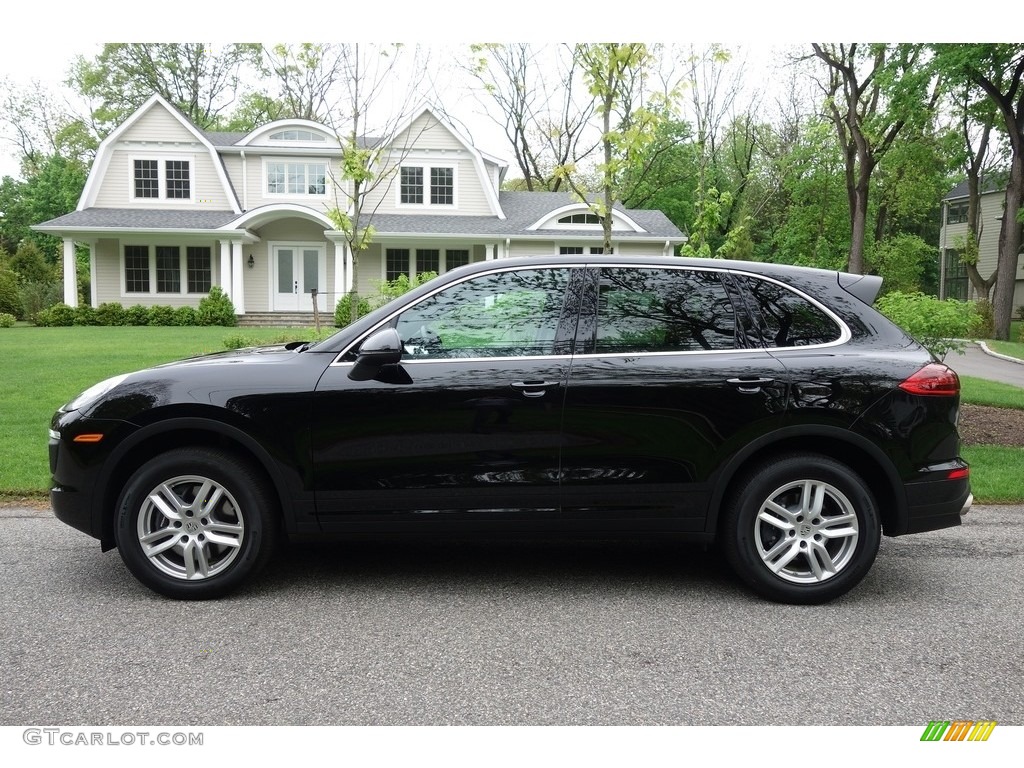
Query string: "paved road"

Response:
xmin=948 ymin=343 xmax=1024 ymax=388
xmin=1 ymin=503 xmax=1021 ymax=726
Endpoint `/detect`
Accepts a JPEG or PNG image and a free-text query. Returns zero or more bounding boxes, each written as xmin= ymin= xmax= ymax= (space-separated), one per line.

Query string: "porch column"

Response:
xmin=88 ymin=242 xmax=98 ymax=307
xmin=231 ymin=241 xmax=245 ymax=314
xmin=219 ymin=240 xmax=232 ymax=302
xmin=62 ymin=238 xmax=78 ymax=307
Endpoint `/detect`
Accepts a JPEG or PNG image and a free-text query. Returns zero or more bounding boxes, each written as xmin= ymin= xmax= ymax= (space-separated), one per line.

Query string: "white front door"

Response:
xmin=273 ymin=245 xmax=326 ymax=311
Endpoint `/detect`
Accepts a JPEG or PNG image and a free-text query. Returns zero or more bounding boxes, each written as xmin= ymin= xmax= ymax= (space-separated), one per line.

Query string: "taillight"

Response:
xmin=898 ymin=363 xmax=960 ymax=396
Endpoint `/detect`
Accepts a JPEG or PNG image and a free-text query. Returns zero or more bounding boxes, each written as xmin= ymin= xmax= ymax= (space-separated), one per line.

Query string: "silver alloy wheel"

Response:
xmin=135 ymin=475 xmax=245 ymax=581
xmin=754 ymin=479 xmax=860 ymax=584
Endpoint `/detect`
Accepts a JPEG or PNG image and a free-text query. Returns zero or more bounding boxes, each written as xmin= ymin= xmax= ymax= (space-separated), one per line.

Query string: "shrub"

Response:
xmin=172 ymin=306 xmax=198 ymax=326
xmin=875 ymin=292 xmax=982 ymax=360
xmin=35 ymin=303 xmax=76 ymax=327
xmin=197 ymin=287 xmax=237 ymax=326
xmin=0 ymin=268 xmax=21 ymax=318
xmin=125 ymin=304 xmax=150 ymax=326
xmin=19 ymin=281 xmax=62 ymax=323
xmin=0 ymin=312 xmax=16 ymax=328
xmin=95 ymin=302 xmax=128 ymax=326
xmin=147 ymin=305 xmax=176 ymax=326
xmin=335 ymin=293 xmax=373 ymax=327
xmin=73 ymin=304 xmax=98 ymax=326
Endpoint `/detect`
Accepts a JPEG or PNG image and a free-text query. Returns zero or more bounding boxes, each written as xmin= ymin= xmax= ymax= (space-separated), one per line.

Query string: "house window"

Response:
xmin=399 ymin=165 xmax=454 ymax=206
xmin=946 ymin=201 xmax=969 ymax=225
xmin=269 ymin=129 xmax=326 ymax=142
xmin=187 ymin=247 xmax=212 ymax=293
xmin=401 ymin=167 xmax=424 ymax=204
xmin=417 ymin=249 xmax=440 ymax=276
xmin=430 ymin=168 xmax=453 ymax=205
xmin=134 ymin=160 xmax=160 ymax=198
xmin=944 ymin=249 xmax=968 ymax=300
xmin=125 ymin=246 xmax=150 ymax=293
xmin=165 ymin=161 xmax=191 ymax=199
xmin=560 ymin=245 xmax=612 ymax=255
xmin=386 ymin=248 xmax=411 ymax=281
xmin=558 ymin=213 xmax=602 ymax=225
xmin=446 ymin=249 xmax=470 ymax=270
xmin=156 ymin=246 xmax=181 ymax=293
xmin=133 ymin=159 xmax=191 ymax=201
xmin=124 ymin=245 xmax=214 ymax=295
xmin=266 ymin=162 xmax=327 ymax=195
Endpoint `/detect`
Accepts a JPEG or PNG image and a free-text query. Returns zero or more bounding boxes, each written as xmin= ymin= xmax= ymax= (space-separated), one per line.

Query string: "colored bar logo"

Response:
xmin=921 ymin=721 xmax=997 ymax=741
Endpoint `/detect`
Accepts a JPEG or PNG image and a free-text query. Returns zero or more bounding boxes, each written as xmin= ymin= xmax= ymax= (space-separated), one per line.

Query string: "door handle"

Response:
xmin=726 ymin=377 xmax=775 ymax=394
xmin=511 ymin=380 xmax=561 ymax=398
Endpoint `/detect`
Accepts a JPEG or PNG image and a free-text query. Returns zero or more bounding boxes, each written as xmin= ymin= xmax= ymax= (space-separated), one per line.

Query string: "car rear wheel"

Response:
xmin=114 ymin=447 xmax=278 ymax=599
xmin=723 ymin=453 xmax=880 ymax=604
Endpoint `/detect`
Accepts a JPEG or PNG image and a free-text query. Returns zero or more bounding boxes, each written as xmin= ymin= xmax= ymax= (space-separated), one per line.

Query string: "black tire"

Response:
xmin=114 ymin=447 xmax=278 ymax=599
xmin=722 ymin=453 xmax=880 ymax=604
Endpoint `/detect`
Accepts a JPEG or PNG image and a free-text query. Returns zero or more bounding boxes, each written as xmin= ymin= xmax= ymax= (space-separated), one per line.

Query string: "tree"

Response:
xmin=255 ymin=44 xmax=348 ymax=122
xmin=561 ymin=43 xmax=668 ymax=252
xmin=932 ymin=44 xmax=1024 ymax=339
xmin=0 ymin=154 xmax=87 ymax=261
xmin=69 ymin=44 xmax=262 ymax=134
xmin=811 ymin=44 xmax=939 ymax=274
xmin=465 ymin=44 xmax=596 ymax=192
xmin=325 ymin=44 xmax=432 ymax=324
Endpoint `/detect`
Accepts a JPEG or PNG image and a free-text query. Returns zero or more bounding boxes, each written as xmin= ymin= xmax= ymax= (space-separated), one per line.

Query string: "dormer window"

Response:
xmin=269 ymin=128 xmax=327 ymax=142
xmin=558 ymin=213 xmax=602 ymax=225
xmin=132 ymin=158 xmax=192 ymax=201
xmin=399 ymin=164 xmax=456 ymax=207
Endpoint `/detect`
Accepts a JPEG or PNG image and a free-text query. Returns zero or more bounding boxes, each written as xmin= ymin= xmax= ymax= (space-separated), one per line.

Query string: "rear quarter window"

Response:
xmin=742 ymin=276 xmax=843 ymax=348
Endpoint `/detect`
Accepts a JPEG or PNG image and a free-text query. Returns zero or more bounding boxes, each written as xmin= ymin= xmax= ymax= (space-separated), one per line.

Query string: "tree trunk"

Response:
xmin=992 ymin=154 xmax=1024 ymax=339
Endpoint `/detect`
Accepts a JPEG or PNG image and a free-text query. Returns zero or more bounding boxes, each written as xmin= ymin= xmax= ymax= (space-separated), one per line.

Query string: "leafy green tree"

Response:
xmin=561 ymin=43 xmax=669 ymax=252
xmin=811 ymin=44 xmax=940 ymax=275
xmin=931 ymin=44 xmax=1024 ymax=340
xmin=0 ymin=155 xmax=87 ymax=262
xmin=69 ymin=43 xmax=262 ymax=134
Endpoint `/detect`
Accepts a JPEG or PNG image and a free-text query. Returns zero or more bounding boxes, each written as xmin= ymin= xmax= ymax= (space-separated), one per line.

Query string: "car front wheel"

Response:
xmin=114 ymin=447 xmax=278 ymax=599
xmin=723 ymin=453 xmax=881 ymax=604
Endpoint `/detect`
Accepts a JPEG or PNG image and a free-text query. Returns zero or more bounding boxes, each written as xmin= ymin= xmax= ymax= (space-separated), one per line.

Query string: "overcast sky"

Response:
xmin=0 ymin=2 xmax=1001 ymax=182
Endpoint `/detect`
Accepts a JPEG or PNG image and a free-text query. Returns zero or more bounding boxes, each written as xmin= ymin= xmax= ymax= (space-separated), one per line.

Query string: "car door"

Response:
xmin=311 ymin=265 xmax=583 ymax=529
xmin=558 ymin=265 xmax=789 ymax=531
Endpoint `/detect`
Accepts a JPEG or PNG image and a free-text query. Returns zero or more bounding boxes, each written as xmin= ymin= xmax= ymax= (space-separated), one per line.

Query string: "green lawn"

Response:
xmin=0 ymin=325 xmax=326 ymax=497
xmin=2 ymin=325 xmax=1023 ymax=504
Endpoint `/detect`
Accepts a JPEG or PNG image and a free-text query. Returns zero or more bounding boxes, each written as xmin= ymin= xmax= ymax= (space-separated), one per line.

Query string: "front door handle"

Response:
xmin=511 ymin=380 xmax=561 ymax=398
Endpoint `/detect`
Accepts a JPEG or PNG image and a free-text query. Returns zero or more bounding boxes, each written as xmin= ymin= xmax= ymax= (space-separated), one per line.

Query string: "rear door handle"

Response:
xmin=511 ymin=380 xmax=561 ymax=398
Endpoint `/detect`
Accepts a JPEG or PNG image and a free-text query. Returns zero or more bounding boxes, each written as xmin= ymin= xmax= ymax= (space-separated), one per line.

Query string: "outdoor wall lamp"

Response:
xmin=247 ymin=255 xmax=255 ymax=269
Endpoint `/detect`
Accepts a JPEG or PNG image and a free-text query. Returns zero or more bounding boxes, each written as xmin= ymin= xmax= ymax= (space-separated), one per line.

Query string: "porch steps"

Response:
xmin=236 ymin=312 xmax=336 ymax=328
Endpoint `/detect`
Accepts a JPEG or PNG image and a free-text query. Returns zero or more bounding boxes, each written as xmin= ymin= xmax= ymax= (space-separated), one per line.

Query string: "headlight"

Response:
xmin=64 ymin=373 xmax=130 ymax=412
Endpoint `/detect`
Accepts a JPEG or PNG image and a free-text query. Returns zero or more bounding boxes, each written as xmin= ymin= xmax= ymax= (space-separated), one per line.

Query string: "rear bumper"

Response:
xmin=899 ymin=462 xmax=971 ymax=535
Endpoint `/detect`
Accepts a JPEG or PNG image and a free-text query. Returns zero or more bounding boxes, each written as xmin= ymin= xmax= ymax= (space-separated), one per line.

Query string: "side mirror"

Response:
xmin=348 ymin=327 xmax=404 ymax=381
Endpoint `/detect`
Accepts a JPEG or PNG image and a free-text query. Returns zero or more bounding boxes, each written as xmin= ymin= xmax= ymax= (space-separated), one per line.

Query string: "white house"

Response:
xmin=34 ymin=94 xmax=687 ymax=321
xmin=939 ymin=179 xmax=1024 ymax=309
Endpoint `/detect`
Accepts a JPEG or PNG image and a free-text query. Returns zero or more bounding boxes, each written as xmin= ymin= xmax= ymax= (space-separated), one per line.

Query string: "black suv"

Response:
xmin=49 ymin=256 xmax=972 ymax=602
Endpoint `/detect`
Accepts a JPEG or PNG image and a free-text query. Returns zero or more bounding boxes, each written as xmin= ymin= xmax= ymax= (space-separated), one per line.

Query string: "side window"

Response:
xmin=743 ymin=277 xmax=842 ymax=347
xmin=394 ymin=268 xmax=572 ymax=359
xmin=596 ymin=268 xmax=737 ymax=353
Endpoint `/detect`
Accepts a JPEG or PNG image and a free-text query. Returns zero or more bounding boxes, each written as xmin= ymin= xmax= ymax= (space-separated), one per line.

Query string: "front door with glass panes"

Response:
xmin=273 ymin=244 xmax=326 ymax=312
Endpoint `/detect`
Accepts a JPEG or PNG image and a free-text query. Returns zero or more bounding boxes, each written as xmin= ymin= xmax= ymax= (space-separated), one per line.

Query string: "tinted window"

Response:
xmin=595 ymin=267 xmax=737 ymax=353
xmin=395 ymin=268 xmax=572 ymax=359
xmin=743 ymin=277 xmax=842 ymax=347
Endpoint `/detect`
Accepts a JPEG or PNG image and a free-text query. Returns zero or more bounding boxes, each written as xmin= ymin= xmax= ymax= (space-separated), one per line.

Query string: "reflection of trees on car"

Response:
xmin=597 ymin=268 xmax=737 ymax=352
xmin=398 ymin=268 xmax=570 ymax=358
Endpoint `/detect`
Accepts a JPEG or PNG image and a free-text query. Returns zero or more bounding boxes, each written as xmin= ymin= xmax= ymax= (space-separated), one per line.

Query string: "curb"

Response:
xmin=976 ymin=340 xmax=1024 ymax=366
